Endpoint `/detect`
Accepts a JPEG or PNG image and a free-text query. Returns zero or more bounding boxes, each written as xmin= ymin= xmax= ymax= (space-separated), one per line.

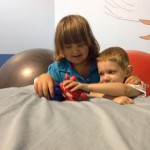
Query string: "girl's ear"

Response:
xmin=60 ymin=50 xmax=65 ymax=57
xmin=126 ymin=65 xmax=133 ymax=77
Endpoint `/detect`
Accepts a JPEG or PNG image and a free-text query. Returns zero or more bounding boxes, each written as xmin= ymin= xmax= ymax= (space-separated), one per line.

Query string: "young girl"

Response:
xmin=64 ymin=47 xmax=146 ymax=104
xmin=34 ymin=15 xmax=142 ymax=100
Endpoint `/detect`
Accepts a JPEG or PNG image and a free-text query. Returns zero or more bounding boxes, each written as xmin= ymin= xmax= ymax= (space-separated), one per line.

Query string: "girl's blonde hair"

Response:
xmin=54 ymin=15 xmax=100 ymax=61
xmin=97 ymin=47 xmax=130 ymax=70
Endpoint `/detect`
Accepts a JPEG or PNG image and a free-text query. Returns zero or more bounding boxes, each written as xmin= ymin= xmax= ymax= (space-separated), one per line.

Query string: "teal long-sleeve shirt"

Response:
xmin=47 ymin=58 xmax=100 ymax=84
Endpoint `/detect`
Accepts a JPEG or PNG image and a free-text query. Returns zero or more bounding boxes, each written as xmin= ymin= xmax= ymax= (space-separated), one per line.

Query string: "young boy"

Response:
xmin=63 ymin=47 xmax=146 ymax=104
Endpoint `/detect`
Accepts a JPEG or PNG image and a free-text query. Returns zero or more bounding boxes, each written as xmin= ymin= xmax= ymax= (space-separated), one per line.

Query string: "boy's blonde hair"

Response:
xmin=97 ymin=47 xmax=130 ymax=70
xmin=54 ymin=15 xmax=100 ymax=61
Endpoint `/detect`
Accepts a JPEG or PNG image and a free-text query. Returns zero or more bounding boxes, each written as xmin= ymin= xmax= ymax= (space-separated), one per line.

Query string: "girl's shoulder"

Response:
xmin=49 ymin=59 xmax=70 ymax=70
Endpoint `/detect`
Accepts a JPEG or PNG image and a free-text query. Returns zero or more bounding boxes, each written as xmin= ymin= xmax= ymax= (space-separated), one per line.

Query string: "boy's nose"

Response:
xmin=103 ymin=75 xmax=110 ymax=83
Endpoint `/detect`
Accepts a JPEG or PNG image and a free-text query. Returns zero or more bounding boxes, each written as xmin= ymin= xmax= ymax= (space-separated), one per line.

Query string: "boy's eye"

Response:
xmin=99 ymin=72 xmax=104 ymax=76
xmin=108 ymin=70 xmax=116 ymax=74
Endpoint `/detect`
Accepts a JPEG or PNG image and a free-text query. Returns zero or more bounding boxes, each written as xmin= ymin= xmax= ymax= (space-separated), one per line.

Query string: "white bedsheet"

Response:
xmin=0 ymin=85 xmax=150 ymax=150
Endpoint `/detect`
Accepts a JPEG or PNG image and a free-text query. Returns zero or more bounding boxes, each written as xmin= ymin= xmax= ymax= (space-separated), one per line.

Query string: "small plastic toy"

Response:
xmin=59 ymin=73 xmax=88 ymax=101
xmin=51 ymin=84 xmax=65 ymax=101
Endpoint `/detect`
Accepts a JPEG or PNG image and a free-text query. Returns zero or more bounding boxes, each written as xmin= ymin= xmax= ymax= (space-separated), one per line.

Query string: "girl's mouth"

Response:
xmin=73 ymin=54 xmax=81 ymax=57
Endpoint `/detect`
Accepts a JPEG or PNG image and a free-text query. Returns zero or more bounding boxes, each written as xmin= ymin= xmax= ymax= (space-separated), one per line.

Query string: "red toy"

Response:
xmin=59 ymin=73 xmax=88 ymax=101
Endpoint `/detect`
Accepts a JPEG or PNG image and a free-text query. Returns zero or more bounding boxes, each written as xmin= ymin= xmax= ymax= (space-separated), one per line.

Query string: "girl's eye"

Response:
xmin=64 ymin=45 xmax=72 ymax=49
xmin=78 ymin=44 xmax=83 ymax=46
xmin=77 ymin=42 xmax=85 ymax=47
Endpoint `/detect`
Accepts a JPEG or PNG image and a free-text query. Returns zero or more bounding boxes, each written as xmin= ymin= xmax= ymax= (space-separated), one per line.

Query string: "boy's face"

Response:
xmin=98 ymin=60 xmax=127 ymax=83
xmin=62 ymin=42 xmax=89 ymax=66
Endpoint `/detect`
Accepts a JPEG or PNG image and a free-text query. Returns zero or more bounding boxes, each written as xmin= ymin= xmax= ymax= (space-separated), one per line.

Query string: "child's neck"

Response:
xmin=73 ymin=61 xmax=92 ymax=77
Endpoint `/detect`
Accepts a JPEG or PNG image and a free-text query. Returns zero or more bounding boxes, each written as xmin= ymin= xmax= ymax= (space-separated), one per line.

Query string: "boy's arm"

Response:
xmin=89 ymin=92 xmax=134 ymax=105
xmin=112 ymin=96 xmax=134 ymax=105
xmin=63 ymin=80 xmax=137 ymax=104
xmin=70 ymin=82 xmax=143 ymax=97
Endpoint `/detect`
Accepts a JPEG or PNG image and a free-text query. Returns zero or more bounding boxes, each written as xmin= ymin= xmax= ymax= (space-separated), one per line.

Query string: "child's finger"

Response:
xmin=63 ymin=80 xmax=72 ymax=86
xmin=141 ymin=81 xmax=145 ymax=87
xmin=65 ymin=81 xmax=78 ymax=89
xmin=124 ymin=77 xmax=131 ymax=84
xmin=127 ymin=99 xmax=134 ymax=104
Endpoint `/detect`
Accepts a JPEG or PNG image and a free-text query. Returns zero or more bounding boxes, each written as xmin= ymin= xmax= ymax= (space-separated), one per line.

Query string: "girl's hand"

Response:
xmin=34 ymin=73 xmax=55 ymax=100
xmin=113 ymin=96 xmax=134 ymax=105
xmin=125 ymin=75 xmax=144 ymax=86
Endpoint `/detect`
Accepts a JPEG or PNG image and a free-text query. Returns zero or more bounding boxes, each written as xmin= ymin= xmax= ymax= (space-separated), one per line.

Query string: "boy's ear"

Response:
xmin=126 ymin=65 xmax=133 ymax=77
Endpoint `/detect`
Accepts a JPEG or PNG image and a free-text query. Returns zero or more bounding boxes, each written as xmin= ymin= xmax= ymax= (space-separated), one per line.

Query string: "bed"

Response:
xmin=0 ymin=49 xmax=150 ymax=150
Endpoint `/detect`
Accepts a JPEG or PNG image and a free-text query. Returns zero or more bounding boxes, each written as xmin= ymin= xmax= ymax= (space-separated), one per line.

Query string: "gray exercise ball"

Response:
xmin=0 ymin=48 xmax=54 ymax=88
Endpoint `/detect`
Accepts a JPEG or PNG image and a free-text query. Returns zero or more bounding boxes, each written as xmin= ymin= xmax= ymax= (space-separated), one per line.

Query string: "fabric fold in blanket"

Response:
xmin=0 ymin=85 xmax=150 ymax=150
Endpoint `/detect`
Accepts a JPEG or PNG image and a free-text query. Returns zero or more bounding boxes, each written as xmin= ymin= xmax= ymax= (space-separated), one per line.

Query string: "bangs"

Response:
xmin=57 ymin=15 xmax=91 ymax=49
xmin=59 ymin=23 xmax=89 ymax=47
xmin=62 ymin=29 xmax=86 ymax=45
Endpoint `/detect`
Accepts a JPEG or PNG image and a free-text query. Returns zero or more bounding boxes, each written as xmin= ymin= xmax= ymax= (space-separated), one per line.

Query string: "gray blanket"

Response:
xmin=0 ymin=85 xmax=150 ymax=150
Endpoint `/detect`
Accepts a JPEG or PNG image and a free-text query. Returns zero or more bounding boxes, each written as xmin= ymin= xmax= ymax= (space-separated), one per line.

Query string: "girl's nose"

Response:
xmin=74 ymin=45 xmax=80 ymax=52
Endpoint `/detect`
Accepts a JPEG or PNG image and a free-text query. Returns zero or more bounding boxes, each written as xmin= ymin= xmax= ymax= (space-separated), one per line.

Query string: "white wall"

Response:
xmin=0 ymin=0 xmax=54 ymax=54
xmin=55 ymin=0 xmax=150 ymax=53
xmin=0 ymin=0 xmax=149 ymax=54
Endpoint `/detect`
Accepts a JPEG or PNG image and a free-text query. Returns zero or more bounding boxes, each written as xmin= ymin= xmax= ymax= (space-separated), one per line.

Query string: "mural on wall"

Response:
xmin=104 ymin=0 xmax=150 ymax=40
xmin=55 ymin=0 xmax=150 ymax=52
xmin=139 ymin=19 xmax=150 ymax=40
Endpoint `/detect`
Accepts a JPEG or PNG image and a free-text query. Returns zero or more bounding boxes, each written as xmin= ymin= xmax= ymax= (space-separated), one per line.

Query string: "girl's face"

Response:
xmin=62 ymin=42 xmax=89 ymax=65
xmin=98 ymin=60 xmax=128 ymax=83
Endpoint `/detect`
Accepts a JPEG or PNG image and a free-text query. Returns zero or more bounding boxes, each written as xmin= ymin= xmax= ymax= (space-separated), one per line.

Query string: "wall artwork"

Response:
xmin=104 ymin=0 xmax=150 ymax=40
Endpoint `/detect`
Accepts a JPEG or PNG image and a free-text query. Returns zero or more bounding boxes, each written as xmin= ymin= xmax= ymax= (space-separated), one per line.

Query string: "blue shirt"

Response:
xmin=48 ymin=58 xmax=99 ymax=84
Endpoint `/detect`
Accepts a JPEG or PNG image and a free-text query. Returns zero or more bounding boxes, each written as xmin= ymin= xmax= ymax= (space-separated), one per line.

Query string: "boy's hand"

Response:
xmin=34 ymin=73 xmax=55 ymax=100
xmin=113 ymin=96 xmax=134 ymax=105
xmin=63 ymin=80 xmax=88 ymax=92
xmin=125 ymin=75 xmax=144 ymax=86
